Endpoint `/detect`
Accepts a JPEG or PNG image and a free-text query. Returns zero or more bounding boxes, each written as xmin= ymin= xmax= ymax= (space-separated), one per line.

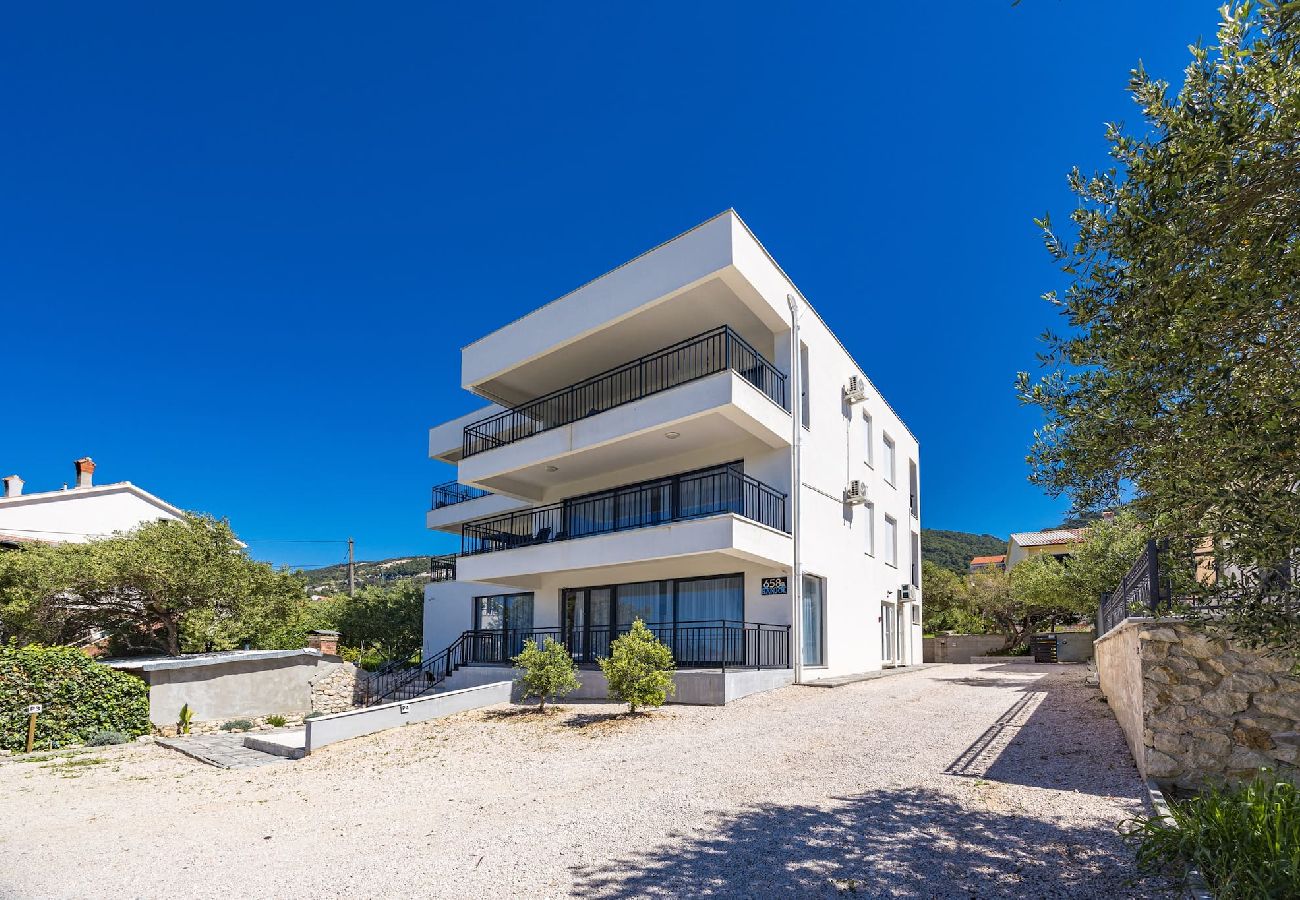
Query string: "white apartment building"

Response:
xmin=419 ymin=211 xmax=921 ymax=703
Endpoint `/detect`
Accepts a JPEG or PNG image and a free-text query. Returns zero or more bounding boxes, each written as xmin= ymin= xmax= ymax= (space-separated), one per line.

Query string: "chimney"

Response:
xmin=2 ymin=475 xmax=22 ymax=498
xmin=307 ymin=630 xmax=340 ymax=656
xmin=74 ymin=457 xmax=95 ymax=489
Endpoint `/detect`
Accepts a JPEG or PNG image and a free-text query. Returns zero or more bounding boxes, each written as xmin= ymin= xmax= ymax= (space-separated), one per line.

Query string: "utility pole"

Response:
xmin=347 ymin=537 xmax=356 ymax=597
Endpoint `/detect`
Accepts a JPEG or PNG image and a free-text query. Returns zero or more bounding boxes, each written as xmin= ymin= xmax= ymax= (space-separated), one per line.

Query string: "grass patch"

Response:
xmin=1123 ymin=773 xmax=1300 ymax=899
xmin=47 ymin=756 xmax=106 ymax=768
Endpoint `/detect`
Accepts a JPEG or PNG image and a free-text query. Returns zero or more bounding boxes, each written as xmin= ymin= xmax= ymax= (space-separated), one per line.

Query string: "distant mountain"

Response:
xmin=299 ymin=555 xmax=447 ymax=595
xmin=921 ymin=529 xmax=1007 ymax=575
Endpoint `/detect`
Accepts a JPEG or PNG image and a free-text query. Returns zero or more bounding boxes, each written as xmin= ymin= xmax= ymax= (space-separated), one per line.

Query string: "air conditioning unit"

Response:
xmin=844 ymin=480 xmax=869 ymax=505
xmin=898 ymin=583 xmax=914 ymax=601
xmin=843 ymin=375 xmax=868 ymax=403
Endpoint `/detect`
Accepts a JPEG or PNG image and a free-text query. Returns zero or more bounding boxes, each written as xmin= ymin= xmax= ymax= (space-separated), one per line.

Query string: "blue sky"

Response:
xmin=2 ymin=2 xmax=1217 ymax=568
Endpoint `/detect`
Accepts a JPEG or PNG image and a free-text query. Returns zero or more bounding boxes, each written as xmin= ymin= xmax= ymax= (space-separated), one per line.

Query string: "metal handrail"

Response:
xmin=461 ymin=325 xmax=789 ymax=457
xmin=429 ymin=554 xmax=457 ymax=582
xmin=463 ymin=619 xmax=791 ymax=671
xmin=431 ymin=482 xmax=490 ymax=509
xmin=461 ymin=463 xmax=788 ymax=556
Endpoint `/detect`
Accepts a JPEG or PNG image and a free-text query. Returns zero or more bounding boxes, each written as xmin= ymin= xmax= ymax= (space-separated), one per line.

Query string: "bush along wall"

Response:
xmin=0 ymin=644 xmax=150 ymax=751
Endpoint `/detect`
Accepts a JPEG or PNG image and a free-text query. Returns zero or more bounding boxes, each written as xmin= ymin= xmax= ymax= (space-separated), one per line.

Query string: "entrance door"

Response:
xmin=881 ymin=601 xmax=897 ymax=667
xmin=562 ymin=587 xmax=612 ymax=663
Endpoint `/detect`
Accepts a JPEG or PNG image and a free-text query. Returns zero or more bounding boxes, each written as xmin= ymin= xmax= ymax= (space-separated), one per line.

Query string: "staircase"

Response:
xmin=363 ymin=630 xmax=476 ymax=706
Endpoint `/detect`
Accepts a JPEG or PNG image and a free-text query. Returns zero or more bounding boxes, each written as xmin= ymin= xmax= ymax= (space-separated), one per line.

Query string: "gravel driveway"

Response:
xmin=0 ymin=663 xmax=1169 ymax=898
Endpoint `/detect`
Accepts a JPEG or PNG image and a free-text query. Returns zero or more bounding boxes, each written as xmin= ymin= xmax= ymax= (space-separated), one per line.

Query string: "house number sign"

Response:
xmin=761 ymin=577 xmax=788 ymax=596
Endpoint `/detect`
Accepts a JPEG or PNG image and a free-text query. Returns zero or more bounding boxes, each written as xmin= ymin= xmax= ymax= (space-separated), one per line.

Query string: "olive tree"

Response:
xmin=512 ymin=637 xmax=580 ymax=712
xmin=599 ymin=619 xmax=675 ymax=713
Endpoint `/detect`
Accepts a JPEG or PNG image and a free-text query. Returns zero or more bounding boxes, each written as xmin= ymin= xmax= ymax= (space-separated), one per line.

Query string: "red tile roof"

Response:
xmin=970 ymin=555 xmax=1007 ymax=565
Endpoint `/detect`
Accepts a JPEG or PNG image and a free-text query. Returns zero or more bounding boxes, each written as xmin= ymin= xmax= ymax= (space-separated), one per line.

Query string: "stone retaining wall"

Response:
xmin=309 ymin=661 xmax=369 ymax=715
xmin=1096 ymin=618 xmax=1300 ymax=788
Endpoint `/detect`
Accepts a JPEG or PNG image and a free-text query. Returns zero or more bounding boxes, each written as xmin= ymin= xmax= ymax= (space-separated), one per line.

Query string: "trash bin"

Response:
xmin=1030 ymin=635 xmax=1059 ymax=663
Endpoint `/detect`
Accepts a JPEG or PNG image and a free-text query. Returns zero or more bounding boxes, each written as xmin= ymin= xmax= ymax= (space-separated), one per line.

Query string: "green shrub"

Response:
xmin=512 ymin=637 xmax=580 ymax=712
xmin=178 ymin=703 xmax=194 ymax=734
xmin=598 ymin=619 xmax=675 ymax=714
xmin=86 ymin=730 xmax=130 ymax=746
xmin=219 ymin=719 xmax=254 ymax=732
xmin=0 ymin=644 xmax=149 ymax=751
xmin=1122 ymin=772 xmax=1300 ymax=899
xmin=265 ymin=714 xmax=287 ymax=727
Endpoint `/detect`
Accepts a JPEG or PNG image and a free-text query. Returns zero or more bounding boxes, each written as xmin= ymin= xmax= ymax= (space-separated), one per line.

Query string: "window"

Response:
xmin=801 ymin=574 xmax=825 ymax=666
xmin=863 ymin=412 xmax=874 ymax=467
xmin=908 ymin=459 xmax=919 ymax=518
xmin=473 ymin=592 xmax=535 ymax=656
xmin=884 ymin=515 xmax=898 ymax=567
xmin=911 ymin=531 xmax=920 ymax=586
xmin=883 ymin=434 xmax=896 ymax=486
xmin=799 ymin=342 xmax=811 ymax=430
xmin=864 ymin=501 xmax=875 ymax=556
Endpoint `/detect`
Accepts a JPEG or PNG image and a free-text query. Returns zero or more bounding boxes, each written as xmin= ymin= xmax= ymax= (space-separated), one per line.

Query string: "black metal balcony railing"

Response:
xmin=429 ymin=554 xmax=457 ymax=582
xmin=464 ymin=621 xmax=790 ymax=671
xmin=461 ymin=326 xmax=789 ymax=458
xmin=460 ymin=463 xmax=788 ymax=556
xmin=431 ymin=481 xmax=490 ymax=509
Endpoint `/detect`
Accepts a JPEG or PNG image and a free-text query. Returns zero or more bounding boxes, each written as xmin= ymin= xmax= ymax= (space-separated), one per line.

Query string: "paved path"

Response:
xmin=155 ymin=733 xmax=289 ymax=769
xmin=0 ymin=663 xmax=1170 ymax=898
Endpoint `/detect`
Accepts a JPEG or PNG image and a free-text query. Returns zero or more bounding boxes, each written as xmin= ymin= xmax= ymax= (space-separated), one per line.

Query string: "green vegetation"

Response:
xmin=219 ymin=719 xmax=254 ymax=732
xmin=0 ymin=644 xmax=149 ymax=752
xmin=599 ymin=619 xmax=675 ymax=714
xmin=86 ymin=730 xmax=130 ymax=746
xmin=299 ymin=556 xmax=439 ymax=595
xmin=327 ymin=582 xmax=423 ymax=665
xmin=512 ymin=637 xmax=581 ymax=712
xmin=0 ymin=513 xmax=309 ymax=655
xmin=1123 ymin=774 xmax=1300 ymax=899
xmin=920 ymin=529 xmax=1006 ymax=575
xmin=265 ymin=715 xmax=287 ymax=727
xmin=922 ymin=514 xmax=1150 ymax=648
xmin=1018 ymin=3 xmax=1300 ymax=656
xmin=178 ymin=703 xmax=194 ymax=735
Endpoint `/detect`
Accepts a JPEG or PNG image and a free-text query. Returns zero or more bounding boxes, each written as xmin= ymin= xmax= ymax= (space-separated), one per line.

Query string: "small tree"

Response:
xmin=599 ymin=619 xmax=675 ymax=714
xmin=511 ymin=637 xmax=580 ymax=712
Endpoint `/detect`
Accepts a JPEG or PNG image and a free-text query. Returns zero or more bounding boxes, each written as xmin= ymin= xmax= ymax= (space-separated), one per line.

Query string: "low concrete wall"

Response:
xmin=305 ymin=681 xmax=512 ymax=753
xmin=924 ymin=635 xmax=1005 ymax=664
xmin=1054 ymin=631 xmax=1095 ymax=663
xmin=1096 ymin=618 xmax=1300 ymax=788
xmin=969 ymin=656 xmax=1033 ymax=665
xmin=443 ymin=665 xmax=793 ymax=706
xmin=106 ymin=650 xmax=348 ymax=727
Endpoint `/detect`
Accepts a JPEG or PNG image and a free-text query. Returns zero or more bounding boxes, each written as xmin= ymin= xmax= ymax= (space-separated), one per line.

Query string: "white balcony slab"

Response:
xmin=457 ymin=371 xmax=790 ymax=500
xmin=426 ymin=492 xmax=532 ymax=533
xmin=428 ymin=403 xmax=503 ymax=463
xmin=454 ymin=513 xmax=792 ymax=589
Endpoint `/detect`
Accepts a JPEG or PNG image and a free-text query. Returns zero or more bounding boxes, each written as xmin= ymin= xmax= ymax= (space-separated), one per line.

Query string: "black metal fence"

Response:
xmin=461 ymin=325 xmax=789 ymax=457
xmin=464 ymin=620 xmax=790 ymax=671
xmin=461 ymin=463 xmax=787 ymax=555
xmin=429 ymin=554 xmax=457 ymax=582
xmin=431 ymin=481 xmax=489 ymax=509
xmin=1098 ymin=539 xmax=1172 ymax=637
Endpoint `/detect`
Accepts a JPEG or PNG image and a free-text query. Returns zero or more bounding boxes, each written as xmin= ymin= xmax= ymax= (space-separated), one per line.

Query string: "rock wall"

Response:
xmin=309 ymin=661 xmax=370 ymax=715
xmin=1096 ymin=618 xmax=1300 ymax=788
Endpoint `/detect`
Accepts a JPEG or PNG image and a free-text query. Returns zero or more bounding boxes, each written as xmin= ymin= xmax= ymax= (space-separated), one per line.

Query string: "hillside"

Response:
xmin=921 ymin=529 xmax=1007 ymax=575
xmin=299 ymin=556 xmax=446 ymax=595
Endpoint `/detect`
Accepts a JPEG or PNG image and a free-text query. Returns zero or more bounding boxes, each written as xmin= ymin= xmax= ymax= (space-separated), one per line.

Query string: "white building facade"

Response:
xmin=422 ymin=211 xmax=921 ymax=692
xmin=0 ymin=458 xmax=186 ymax=546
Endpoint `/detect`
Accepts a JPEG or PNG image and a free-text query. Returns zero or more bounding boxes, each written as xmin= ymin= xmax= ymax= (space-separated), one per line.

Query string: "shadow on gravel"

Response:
xmin=941 ymin=669 xmax=1140 ymax=798
xmin=569 ymin=787 xmax=1168 ymax=899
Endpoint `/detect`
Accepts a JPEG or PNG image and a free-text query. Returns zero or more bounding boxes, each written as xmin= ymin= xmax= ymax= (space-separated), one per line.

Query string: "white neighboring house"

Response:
xmin=0 ymin=458 xmax=186 ymax=547
xmin=420 ymin=211 xmax=922 ymax=701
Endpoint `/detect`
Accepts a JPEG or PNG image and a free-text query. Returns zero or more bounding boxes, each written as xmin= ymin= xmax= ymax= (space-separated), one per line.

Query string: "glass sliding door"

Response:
xmin=473 ymin=592 xmax=534 ymax=661
xmin=675 ymin=574 xmax=743 ymax=664
xmin=564 ymin=587 xmax=612 ymax=662
xmin=802 ymin=574 xmax=825 ymax=667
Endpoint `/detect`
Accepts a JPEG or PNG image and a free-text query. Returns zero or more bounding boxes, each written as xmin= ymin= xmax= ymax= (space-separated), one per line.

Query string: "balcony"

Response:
xmin=462 ymin=326 xmax=787 ymax=458
xmin=431 ymin=481 xmax=489 ymax=509
xmin=461 ymin=621 xmax=790 ymax=670
xmin=461 ymin=463 xmax=786 ymax=556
